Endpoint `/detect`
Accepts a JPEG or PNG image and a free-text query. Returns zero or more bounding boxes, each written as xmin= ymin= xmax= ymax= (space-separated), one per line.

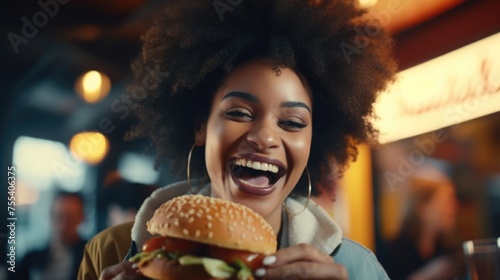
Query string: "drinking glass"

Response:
xmin=463 ymin=238 xmax=500 ymax=280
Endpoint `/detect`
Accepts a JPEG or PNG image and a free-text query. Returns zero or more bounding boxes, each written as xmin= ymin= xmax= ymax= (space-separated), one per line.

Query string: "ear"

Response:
xmin=194 ymin=121 xmax=207 ymax=146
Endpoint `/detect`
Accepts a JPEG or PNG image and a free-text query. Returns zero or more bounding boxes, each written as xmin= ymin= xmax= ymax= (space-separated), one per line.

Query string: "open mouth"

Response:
xmin=230 ymin=157 xmax=286 ymax=196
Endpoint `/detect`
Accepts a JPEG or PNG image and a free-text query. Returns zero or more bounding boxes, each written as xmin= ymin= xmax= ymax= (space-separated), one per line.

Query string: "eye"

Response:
xmin=224 ymin=108 xmax=253 ymax=121
xmin=278 ymin=118 xmax=307 ymax=131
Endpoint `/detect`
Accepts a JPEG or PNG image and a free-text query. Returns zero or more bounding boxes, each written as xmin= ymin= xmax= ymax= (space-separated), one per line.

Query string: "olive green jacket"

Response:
xmin=78 ymin=222 xmax=133 ymax=280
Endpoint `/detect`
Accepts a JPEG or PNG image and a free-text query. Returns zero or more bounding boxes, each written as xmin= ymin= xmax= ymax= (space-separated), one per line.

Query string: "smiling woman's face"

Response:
xmin=197 ymin=60 xmax=313 ymax=226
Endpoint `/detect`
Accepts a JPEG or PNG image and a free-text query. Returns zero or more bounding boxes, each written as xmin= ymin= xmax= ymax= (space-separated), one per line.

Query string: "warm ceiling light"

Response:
xmin=69 ymin=132 xmax=110 ymax=165
xmin=359 ymin=0 xmax=377 ymax=8
xmin=75 ymin=70 xmax=111 ymax=103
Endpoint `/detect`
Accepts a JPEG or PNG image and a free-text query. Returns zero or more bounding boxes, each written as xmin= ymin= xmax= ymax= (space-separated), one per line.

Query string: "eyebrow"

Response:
xmin=222 ymin=91 xmax=311 ymax=113
xmin=222 ymin=91 xmax=260 ymax=103
xmin=281 ymin=101 xmax=311 ymax=113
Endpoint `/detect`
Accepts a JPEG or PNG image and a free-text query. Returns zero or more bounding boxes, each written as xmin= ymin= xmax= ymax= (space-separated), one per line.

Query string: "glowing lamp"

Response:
xmin=69 ymin=132 xmax=109 ymax=165
xmin=359 ymin=0 xmax=377 ymax=8
xmin=75 ymin=70 xmax=111 ymax=103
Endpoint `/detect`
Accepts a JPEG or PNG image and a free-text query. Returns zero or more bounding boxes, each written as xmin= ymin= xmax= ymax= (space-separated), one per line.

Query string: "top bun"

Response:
xmin=147 ymin=195 xmax=277 ymax=255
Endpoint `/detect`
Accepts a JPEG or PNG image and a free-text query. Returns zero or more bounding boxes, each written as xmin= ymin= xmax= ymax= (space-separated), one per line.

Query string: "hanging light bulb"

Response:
xmin=69 ymin=132 xmax=110 ymax=165
xmin=75 ymin=70 xmax=111 ymax=103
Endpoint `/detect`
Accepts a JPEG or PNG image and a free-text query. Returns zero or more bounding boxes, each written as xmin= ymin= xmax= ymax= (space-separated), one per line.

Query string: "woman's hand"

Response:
xmin=254 ymin=243 xmax=348 ymax=280
xmin=99 ymin=261 xmax=147 ymax=280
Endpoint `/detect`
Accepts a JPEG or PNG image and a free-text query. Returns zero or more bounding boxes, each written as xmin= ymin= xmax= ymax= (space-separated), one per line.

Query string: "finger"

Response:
xmin=262 ymin=243 xmax=334 ymax=267
xmin=255 ymin=261 xmax=348 ymax=280
xmin=99 ymin=262 xmax=141 ymax=280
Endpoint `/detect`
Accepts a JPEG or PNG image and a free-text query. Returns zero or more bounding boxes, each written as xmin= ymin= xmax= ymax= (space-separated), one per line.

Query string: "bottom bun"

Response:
xmin=138 ymin=257 xmax=224 ymax=280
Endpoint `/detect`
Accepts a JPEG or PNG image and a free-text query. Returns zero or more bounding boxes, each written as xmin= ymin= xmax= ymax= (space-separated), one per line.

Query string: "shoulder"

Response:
xmin=79 ymin=222 xmax=134 ymax=280
xmin=334 ymin=238 xmax=389 ymax=280
xmin=87 ymin=221 xmax=133 ymax=253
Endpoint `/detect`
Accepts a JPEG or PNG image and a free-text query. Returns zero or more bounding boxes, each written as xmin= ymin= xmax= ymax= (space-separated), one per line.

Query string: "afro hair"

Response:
xmin=126 ymin=0 xmax=397 ymax=196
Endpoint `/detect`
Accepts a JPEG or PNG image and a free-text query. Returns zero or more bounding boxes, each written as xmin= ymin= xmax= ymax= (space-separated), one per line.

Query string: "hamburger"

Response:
xmin=130 ymin=195 xmax=277 ymax=279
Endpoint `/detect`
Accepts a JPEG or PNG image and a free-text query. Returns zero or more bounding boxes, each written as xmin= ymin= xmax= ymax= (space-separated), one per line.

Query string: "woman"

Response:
xmin=382 ymin=164 xmax=463 ymax=279
xmin=78 ymin=0 xmax=396 ymax=279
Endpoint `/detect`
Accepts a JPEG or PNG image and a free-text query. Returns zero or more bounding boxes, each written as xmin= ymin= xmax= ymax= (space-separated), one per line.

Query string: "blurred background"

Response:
xmin=1 ymin=0 xmax=499 ymax=279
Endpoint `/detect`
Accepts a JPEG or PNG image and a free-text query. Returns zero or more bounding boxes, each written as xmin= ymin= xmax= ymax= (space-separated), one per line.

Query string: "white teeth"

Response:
xmin=261 ymin=163 xmax=269 ymax=171
xmin=234 ymin=159 xmax=280 ymax=174
xmin=252 ymin=161 xmax=261 ymax=170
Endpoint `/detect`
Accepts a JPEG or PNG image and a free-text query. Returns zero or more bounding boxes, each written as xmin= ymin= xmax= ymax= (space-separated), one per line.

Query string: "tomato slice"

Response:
xmin=208 ymin=245 xmax=265 ymax=270
xmin=142 ymin=236 xmax=205 ymax=255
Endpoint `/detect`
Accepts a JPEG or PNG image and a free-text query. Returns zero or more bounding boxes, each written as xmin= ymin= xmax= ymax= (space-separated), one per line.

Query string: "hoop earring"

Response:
xmin=187 ymin=144 xmax=200 ymax=194
xmin=186 ymin=143 xmax=206 ymax=194
xmin=284 ymin=167 xmax=312 ymax=216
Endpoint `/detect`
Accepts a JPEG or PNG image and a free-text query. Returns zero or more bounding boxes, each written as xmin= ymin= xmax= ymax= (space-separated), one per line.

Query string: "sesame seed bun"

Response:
xmin=147 ymin=195 xmax=277 ymax=255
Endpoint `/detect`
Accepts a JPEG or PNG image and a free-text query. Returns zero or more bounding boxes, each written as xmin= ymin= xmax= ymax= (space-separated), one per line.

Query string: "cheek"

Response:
xmin=285 ymin=129 xmax=312 ymax=167
xmin=204 ymin=118 xmax=244 ymax=173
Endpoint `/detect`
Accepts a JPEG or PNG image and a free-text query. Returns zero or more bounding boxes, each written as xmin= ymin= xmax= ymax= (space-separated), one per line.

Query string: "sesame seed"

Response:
xmin=188 ymin=217 xmax=194 ymax=223
xmin=195 ymin=230 xmax=200 ymax=237
xmin=208 ymin=232 xmax=213 ymax=239
xmin=183 ymin=229 xmax=189 ymax=235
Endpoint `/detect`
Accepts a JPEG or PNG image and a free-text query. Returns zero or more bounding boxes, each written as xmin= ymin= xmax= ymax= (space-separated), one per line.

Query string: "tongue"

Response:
xmin=241 ymin=175 xmax=270 ymax=186
xmin=238 ymin=168 xmax=271 ymax=187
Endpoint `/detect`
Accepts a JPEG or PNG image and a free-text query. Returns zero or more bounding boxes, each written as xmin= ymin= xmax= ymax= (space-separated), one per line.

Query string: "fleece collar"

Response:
xmin=132 ymin=180 xmax=342 ymax=256
xmin=284 ymin=197 xmax=343 ymax=255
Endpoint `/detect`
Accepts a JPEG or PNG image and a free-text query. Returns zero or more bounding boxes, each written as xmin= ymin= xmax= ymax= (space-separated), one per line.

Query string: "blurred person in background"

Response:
xmin=16 ymin=191 xmax=87 ymax=280
xmin=99 ymin=176 xmax=156 ymax=228
xmin=381 ymin=163 xmax=464 ymax=280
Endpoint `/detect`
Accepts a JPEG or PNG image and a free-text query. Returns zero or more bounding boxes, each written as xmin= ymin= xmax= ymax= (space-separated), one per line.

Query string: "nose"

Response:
xmin=246 ymin=125 xmax=280 ymax=151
